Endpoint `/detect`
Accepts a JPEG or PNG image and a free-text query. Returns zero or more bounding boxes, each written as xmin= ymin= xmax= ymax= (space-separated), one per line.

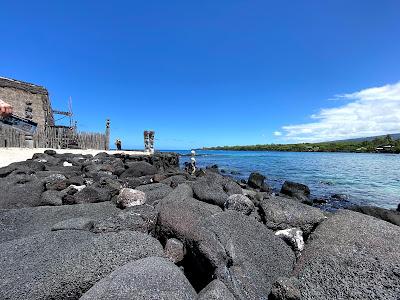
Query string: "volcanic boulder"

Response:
xmin=260 ymin=195 xmax=326 ymax=237
xmin=348 ymin=205 xmax=400 ymax=227
xmin=280 ymin=181 xmax=310 ymax=201
xmin=0 ymin=174 xmax=45 ymax=209
xmin=116 ymin=188 xmax=146 ymax=208
xmin=120 ymin=161 xmax=157 ymax=178
xmin=0 ymin=230 xmax=164 ymax=300
xmin=247 ymin=172 xmax=269 ymax=191
xmin=80 ymin=257 xmax=197 ymax=300
xmin=197 ymin=279 xmax=235 ymax=300
xmin=224 ymin=194 xmax=255 ymax=215
xmin=294 ymin=210 xmax=400 ymax=299
xmin=0 ymin=201 xmax=120 ymax=243
xmin=191 ymin=172 xmax=242 ymax=207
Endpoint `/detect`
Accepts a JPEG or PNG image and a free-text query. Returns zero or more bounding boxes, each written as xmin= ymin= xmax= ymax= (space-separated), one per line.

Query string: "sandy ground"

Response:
xmin=0 ymin=148 xmax=149 ymax=168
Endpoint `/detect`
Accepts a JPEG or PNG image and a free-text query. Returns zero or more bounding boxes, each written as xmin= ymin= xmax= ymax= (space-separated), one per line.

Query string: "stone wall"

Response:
xmin=0 ymin=77 xmax=54 ymax=128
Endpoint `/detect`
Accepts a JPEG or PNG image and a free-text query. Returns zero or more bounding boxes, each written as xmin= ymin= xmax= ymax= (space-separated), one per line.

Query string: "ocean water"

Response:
xmin=175 ymin=150 xmax=400 ymax=210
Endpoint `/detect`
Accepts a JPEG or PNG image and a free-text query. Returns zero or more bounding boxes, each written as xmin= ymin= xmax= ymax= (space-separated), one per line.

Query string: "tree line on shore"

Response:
xmin=204 ymin=134 xmax=400 ymax=153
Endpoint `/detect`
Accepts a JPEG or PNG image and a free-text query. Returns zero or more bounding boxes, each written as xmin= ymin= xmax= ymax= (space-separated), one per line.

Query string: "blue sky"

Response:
xmin=1 ymin=1 xmax=400 ymax=149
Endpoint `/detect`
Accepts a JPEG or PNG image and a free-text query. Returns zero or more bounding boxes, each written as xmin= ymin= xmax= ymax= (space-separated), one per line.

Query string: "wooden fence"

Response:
xmin=0 ymin=125 xmax=25 ymax=147
xmin=0 ymin=124 xmax=106 ymax=150
xmin=76 ymin=132 xmax=106 ymax=150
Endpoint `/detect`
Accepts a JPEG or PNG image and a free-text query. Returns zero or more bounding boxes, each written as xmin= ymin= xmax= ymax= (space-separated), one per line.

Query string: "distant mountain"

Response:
xmin=331 ymin=133 xmax=400 ymax=143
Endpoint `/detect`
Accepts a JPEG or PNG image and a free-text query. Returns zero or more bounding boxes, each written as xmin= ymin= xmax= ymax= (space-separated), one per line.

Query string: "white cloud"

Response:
xmin=274 ymin=131 xmax=282 ymax=136
xmin=281 ymin=81 xmax=400 ymax=142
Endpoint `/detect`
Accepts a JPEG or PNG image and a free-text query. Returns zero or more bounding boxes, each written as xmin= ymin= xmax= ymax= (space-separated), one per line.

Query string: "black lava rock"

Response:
xmin=120 ymin=161 xmax=157 ymax=178
xmin=294 ymin=210 xmax=400 ymax=299
xmin=0 ymin=230 xmax=164 ymax=300
xmin=260 ymin=195 xmax=326 ymax=237
xmin=248 ymin=172 xmax=267 ymax=190
xmin=280 ymin=181 xmax=310 ymax=201
xmin=80 ymin=257 xmax=196 ymax=300
xmin=348 ymin=205 xmax=400 ymax=227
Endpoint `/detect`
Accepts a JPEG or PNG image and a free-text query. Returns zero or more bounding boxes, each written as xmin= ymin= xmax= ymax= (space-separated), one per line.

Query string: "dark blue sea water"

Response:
xmin=175 ymin=150 xmax=400 ymax=210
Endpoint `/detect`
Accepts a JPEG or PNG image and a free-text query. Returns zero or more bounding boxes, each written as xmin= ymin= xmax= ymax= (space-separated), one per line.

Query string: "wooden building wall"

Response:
xmin=0 ymin=77 xmax=54 ymax=128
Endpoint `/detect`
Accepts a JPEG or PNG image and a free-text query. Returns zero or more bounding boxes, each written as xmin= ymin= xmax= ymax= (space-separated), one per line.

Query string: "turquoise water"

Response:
xmin=177 ymin=150 xmax=400 ymax=210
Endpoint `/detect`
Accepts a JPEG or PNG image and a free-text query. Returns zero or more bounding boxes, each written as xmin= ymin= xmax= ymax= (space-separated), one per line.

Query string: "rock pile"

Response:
xmin=0 ymin=151 xmax=399 ymax=299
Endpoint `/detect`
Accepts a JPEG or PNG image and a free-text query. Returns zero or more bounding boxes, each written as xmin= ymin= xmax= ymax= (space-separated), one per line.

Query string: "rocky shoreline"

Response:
xmin=0 ymin=150 xmax=399 ymax=299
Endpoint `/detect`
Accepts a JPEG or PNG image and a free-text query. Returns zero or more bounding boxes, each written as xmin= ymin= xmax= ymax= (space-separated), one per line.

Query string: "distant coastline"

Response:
xmin=203 ymin=134 xmax=400 ymax=154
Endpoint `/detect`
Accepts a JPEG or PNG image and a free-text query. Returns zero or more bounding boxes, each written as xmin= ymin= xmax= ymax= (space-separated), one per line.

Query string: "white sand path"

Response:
xmin=0 ymin=148 xmax=149 ymax=168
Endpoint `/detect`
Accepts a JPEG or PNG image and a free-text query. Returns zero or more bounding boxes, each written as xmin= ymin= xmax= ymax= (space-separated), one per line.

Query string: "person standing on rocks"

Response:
xmin=190 ymin=157 xmax=196 ymax=175
xmin=185 ymin=150 xmax=196 ymax=175
xmin=0 ymin=99 xmax=13 ymax=117
xmin=115 ymin=138 xmax=122 ymax=150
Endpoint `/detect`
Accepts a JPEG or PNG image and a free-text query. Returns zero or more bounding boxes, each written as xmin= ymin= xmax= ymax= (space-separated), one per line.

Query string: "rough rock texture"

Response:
xmin=164 ymin=237 xmax=185 ymax=263
xmin=114 ymin=152 xmax=179 ymax=173
xmin=198 ymin=211 xmax=295 ymax=299
xmin=120 ymin=161 xmax=157 ymax=178
xmin=269 ymin=277 xmax=301 ymax=300
xmin=191 ymin=172 xmax=242 ymax=207
xmin=93 ymin=204 xmax=158 ymax=234
xmin=260 ymin=195 xmax=326 ymax=236
xmin=80 ymin=257 xmax=196 ymax=300
xmin=67 ymin=175 xmax=85 ymax=186
xmin=158 ymin=194 xmax=295 ymax=299
xmin=161 ymin=183 xmax=194 ymax=202
xmin=294 ymin=210 xmax=400 ymax=299
xmin=45 ymin=165 xmax=82 ymax=178
xmin=0 ymin=160 xmax=45 ymax=178
xmin=2 ymin=152 xmax=398 ymax=299
xmin=224 ymin=194 xmax=255 ymax=215
xmin=83 ymin=156 xmax=125 ymax=177
xmin=45 ymin=178 xmax=71 ymax=191
xmin=280 ymin=181 xmax=310 ymax=201
xmin=197 ymin=279 xmax=235 ymax=300
xmin=97 ymin=177 xmax=122 ymax=196
xmin=242 ymin=188 xmax=257 ymax=199
xmin=157 ymin=195 xmax=222 ymax=243
xmin=136 ymin=182 xmax=173 ymax=205
xmin=0 ymin=230 xmax=164 ymax=300
xmin=348 ymin=205 xmax=400 ymax=227
xmin=51 ymin=217 xmax=94 ymax=231
xmin=40 ymin=189 xmax=64 ymax=206
xmin=64 ymin=182 xmax=114 ymax=204
xmin=44 ymin=149 xmax=57 ymax=156
xmin=116 ymin=188 xmax=146 ymax=208
xmin=161 ymin=174 xmax=188 ymax=187
xmin=43 ymin=173 xmax=67 ymax=189
xmin=0 ymin=201 xmax=120 ymax=243
xmin=0 ymin=174 xmax=45 ymax=208
xmin=247 ymin=172 xmax=269 ymax=191
xmin=123 ymin=175 xmax=155 ymax=188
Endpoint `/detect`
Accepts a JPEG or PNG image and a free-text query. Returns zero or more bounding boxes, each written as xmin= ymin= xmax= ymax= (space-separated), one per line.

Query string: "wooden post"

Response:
xmin=105 ymin=119 xmax=110 ymax=150
xmin=24 ymin=134 xmax=34 ymax=148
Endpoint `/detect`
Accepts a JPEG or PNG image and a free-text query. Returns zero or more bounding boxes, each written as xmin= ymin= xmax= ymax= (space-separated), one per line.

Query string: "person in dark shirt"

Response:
xmin=115 ymin=138 xmax=122 ymax=150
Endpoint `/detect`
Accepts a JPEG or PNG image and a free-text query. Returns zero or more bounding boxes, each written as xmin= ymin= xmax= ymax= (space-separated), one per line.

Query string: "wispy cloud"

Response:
xmin=273 ymin=131 xmax=282 ymax=136
xmin=281 ymin=81 xmax=400 ymax=142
